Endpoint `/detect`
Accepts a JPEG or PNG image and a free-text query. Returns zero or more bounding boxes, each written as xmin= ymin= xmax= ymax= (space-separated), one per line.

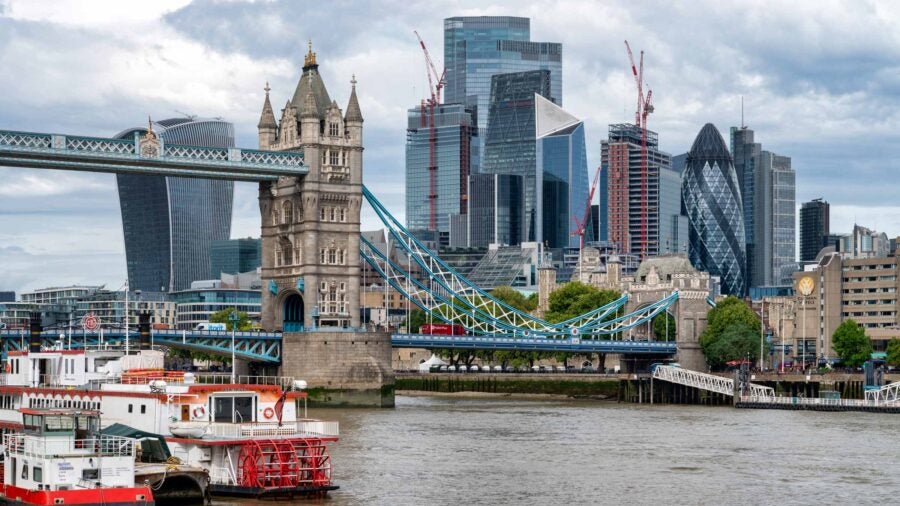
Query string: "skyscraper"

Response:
xmin=482 ymin=70 xmax=553 ymax=244
xmin=443 ymin=16 xmax=562 ymax=169
xmin=468 ymin=173 xmax=524 ymax=247
xmin=602 ymin=124 xmax=682 ymax=258
xmin=800 ymin=199 xmax=830 ymax=262
xmin=115 ymin=118 xmax=235 ymax=292
xmin=405 ymin=103 xmax=476 ymax=244
xmin=535 ymin=94 xmax=589 ymax=248
xmin=731 ymin=127 xmax=796 ymax=287
xmin=682 ymin=124 xmax=746 ymax=296
xmin=210 ymin=238 xmax=262 ymax=277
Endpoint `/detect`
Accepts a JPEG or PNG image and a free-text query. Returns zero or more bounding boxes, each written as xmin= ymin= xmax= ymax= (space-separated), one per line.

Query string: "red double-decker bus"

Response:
xmin=420 ymin=323 xmax=466 ymax=335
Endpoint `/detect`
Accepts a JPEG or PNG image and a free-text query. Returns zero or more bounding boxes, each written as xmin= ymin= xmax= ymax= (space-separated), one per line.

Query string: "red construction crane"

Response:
xmin=415 ymin=31 xmax=446 ymax=233
xmin=571 ymin=165 xmax=603 ymax=251
xmin=625 ymin=40 xmax=654 ymax=259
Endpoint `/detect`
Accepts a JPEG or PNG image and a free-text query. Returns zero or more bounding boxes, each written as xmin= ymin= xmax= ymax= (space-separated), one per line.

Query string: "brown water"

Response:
xmin=224 ymin=395 xmax=900 ymax=505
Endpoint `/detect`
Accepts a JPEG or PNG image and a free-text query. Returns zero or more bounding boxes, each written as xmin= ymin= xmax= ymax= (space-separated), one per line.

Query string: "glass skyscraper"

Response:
xmin=800 ymin=198 xmax=830 ymax=262
xmin=115 ymin=118 xmax=235 ymax=292
xmin=682 ymin=123 xmax=747 ymax=296
xmin=535 ymin=94 xmax=589 ymax=248
xmin=468 ymin=173 xmax=524 ymax=248
xmin=482 ymin=70 xmax=552 ymax=244
xmin=210 ymin=238 xmax=262 ymax=277
xmin=405 ymin=104 xmax=476 ymax=242
xmin=443 ymin=16 xmax=562 ymax=169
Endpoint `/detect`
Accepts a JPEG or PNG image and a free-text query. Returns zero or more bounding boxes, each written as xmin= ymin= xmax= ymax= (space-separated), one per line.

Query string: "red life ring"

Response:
xmin=192 ymin=406 xmax=206 ymax=418
xmin=4 ymin=363 xmax=9 ymax=373
xmin=263 ymin=407 xmax=275 ymax=419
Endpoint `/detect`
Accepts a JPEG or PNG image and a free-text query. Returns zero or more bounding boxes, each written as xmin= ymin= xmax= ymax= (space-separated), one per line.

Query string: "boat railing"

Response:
xmin=4 ymin=434 xmax=135 ymax=459
xmin=184 ymin=420 xmax=339 ymax=439
xmin=90 ymin=373 xmax=296 ymax=389
xmin=210 ymin=466 xmax=237 ymax=486
xmin=740 ymin=395 xmax=899 ymax=408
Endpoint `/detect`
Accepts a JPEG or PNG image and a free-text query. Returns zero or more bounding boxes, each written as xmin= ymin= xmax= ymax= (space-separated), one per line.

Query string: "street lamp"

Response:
xmin=229 ymin=310 xmax=239 ymax=383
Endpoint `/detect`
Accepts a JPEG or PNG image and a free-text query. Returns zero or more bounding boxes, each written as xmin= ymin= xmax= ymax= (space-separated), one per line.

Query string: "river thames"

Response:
xmin=231 ymin=394 xmax=900 ymax=505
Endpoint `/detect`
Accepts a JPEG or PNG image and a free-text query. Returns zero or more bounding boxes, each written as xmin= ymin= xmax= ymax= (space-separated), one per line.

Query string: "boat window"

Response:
xmin=21 ymin=465 xmax=28 ymax=480
xmin=82 ymin=469 xmax=98 ymax=480
xmin=33 ymin=467 xmax=42 ymax=483
xmin=44 ymin=415 xmax=74 ymax=433
xmin=23 ymin=414 xmax=40 ymax=433
xmin=212 ymin=395 xmax=255 ymax=423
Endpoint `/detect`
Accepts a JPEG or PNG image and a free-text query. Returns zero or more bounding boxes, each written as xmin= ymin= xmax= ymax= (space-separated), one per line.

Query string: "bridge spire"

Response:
xmin=345 ymin=74 xmax=363 ymax=123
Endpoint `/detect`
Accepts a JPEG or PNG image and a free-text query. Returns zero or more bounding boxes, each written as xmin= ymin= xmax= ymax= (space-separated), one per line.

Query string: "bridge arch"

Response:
xmin=282 ymin=292 xmax=304 ymax=332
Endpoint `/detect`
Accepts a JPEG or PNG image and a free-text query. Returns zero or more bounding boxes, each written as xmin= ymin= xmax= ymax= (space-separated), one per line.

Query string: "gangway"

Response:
xmin=864 ymin=381 xmax=900 ymax=404
xmin=651 ymin=365 xmax=774 ymax=398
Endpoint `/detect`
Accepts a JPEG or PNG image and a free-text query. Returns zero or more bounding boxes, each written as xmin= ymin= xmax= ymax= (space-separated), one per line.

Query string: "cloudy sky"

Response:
xmin=1 ymin=0 xmax=899 ymax=294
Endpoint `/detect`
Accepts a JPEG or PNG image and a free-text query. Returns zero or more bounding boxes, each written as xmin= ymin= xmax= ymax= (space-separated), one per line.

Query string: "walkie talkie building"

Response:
xmin=115 ymin=118 xmax=235 ymax=292
xmin=682 ymin=123 xmax=746 ymax=296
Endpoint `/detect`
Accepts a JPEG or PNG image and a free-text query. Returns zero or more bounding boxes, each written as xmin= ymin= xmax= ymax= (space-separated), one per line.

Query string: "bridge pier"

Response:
xmin=279 ymin=331 xmax=394 ymax=407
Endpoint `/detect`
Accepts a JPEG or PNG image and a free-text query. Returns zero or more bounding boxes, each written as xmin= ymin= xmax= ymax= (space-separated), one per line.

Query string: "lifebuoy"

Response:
xmin=263 ymin=407 xmax=275 ymax=419
xmin=192 ymin=406 xmax=206 ymax=419
xmin=4 ymin=363 xmax=9 ymax=373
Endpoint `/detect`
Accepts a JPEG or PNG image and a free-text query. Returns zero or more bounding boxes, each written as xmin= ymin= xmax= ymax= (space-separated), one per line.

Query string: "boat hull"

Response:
xmin=210 ymin=483 xmax=338 ymax=499
xmin=0 ymin=485 xmax=154 ymax=506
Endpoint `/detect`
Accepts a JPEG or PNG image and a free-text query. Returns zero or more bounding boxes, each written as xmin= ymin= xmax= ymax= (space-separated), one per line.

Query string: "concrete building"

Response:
xmin=256 ymin=44 xmax=363 ymax=331
xmin=115 ymin=118 xmax=235 ymax=292
xmin=800 ymin=198 xmax=830 ymax=263
xmin=602 ymin=124 xmax=682 ymax=259
xmin=834 ymin=224 xmax=891 ymax=259
xmin=21 ymin=286 xmax=101 ymax=305
xmin=405 ymin=103 xmax=476 ymax=244
xmin=73 ymin=291 xmax=176 ymax=329
xmin=443 ymin=16 xmax=562 ymax=170
xmin=792 ymin=253 xmax=900 ymax=361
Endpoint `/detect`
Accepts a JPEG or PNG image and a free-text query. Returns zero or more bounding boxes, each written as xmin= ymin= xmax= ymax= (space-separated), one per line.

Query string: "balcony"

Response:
xmin=170 ymin=420 xmax=339 ymax=440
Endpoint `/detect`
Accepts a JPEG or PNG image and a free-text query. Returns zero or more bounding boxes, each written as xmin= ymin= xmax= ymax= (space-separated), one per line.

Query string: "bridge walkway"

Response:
xmin=651 ymin=365 xmax=774 ymax=398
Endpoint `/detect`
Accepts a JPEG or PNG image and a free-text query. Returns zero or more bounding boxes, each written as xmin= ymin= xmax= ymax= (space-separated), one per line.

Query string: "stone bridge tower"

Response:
xmin=257 ymin=43 xmax=364 ymax=332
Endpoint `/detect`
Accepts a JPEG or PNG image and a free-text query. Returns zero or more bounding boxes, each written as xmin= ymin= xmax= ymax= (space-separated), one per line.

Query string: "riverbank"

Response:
xmin=398 ymin=390 xmax=611 ymax=401
xmin=395 ymin=374 xmax=620 ymax=398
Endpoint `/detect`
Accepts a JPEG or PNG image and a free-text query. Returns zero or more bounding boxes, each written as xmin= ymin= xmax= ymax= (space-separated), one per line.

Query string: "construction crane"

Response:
xmin=572 ymin=164 xmax=603 ymax=250
xmin=414 ymin=30 xmax=446 ymax=233
xmin=624 ymin=40 xmax=654 ymax=259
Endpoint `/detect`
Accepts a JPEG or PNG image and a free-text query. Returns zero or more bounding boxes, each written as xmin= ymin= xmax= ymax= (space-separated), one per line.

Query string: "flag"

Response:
xmin=274 ymin=390 xmax=288 ymax=426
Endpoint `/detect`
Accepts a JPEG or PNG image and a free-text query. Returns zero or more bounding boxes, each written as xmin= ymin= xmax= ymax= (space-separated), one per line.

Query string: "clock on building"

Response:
xmin=797 ymin=276 xmax=815 ymax=296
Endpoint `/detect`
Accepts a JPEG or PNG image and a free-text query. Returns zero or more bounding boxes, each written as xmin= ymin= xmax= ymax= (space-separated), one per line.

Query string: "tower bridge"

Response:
xmin=0 ymin=44 xmax=697 ymax=405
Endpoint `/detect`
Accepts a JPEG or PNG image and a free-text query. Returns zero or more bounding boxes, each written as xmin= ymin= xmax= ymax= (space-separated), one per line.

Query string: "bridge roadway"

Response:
xmin=0 ymin=329 xmax=678 ymax=363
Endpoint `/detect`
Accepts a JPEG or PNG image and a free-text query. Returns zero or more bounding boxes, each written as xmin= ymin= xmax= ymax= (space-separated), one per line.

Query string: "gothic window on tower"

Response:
xmin=329 ymin=151 xmax=339 ymax=166
xmin=329 ymin=122 xmax=339 ymax=137
xmin=320 ymin=207 xmax=327 ymax=220
xmin=340 ymin=208 xmax=346 ymax=222
xmin=282 ymin=241 xmax=293 ymax=266
xmin=330 ymin=208 xmax=336 ymax=222
xmin=272 ymin=208 xmax=280 ymax=226
xmin=294 ymin=248 xmax=301 ymax=265
xmin=282 ymin=201 xmax=292 ymax=224
xmin=274 ymin=245 xmax=282 ymax=267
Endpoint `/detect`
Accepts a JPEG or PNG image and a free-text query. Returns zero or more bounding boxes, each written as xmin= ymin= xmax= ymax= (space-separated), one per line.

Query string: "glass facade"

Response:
xmin=444 ymin=16 xmax=562 ymax=170
xmin=210 ymin=238 xmax=261 ymax=277
xmin=800 ymin=199 xmax=830 ymax=262
xmin=483 ymin=70 xmax=552 ymax=244
xmin=535 ymin=96 xmax=589 ymax=248
xmin=405 ymin=104 xmax=476 ymax=240
xmin=771 ymin=154 xmax=796 ymax=285
xmin=115 ymin=118 xmax=235 ymax=292
xmin=682 ymin=123 xmax=747 ymax=296
xmin=468 ymin=173 xmax=524 ymax=247
xmin=170 ymin=289 xmax=261 ymax=330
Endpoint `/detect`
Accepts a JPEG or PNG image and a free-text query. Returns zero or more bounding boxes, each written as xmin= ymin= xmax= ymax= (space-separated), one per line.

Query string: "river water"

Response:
xmin=231 ymin=394 xmax=900 ymax=505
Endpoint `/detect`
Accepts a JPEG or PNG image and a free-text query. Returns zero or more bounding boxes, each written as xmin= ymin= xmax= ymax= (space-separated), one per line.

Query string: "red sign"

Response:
xmin=82 ymin=313 xmax=99 ymax=332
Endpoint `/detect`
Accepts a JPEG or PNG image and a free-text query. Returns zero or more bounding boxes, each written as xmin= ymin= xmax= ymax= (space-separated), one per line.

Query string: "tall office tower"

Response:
xmin=800 ymin=199 xmax=830 ymax=262
xmin=602 ymin=124 xmax=681 ymax=258
xmin=405 ymin=103 xmax=476 ymax=244
xmin=597 ymin=167 xmax=609 ymax=242
xmin=482 ymin=70 xmax=553 ymax=244
xmin=682 ymin=124 xmax=746 ymax=296
xmin=115 ymin=118 xmax=235 ymax=292
xmin=210 ymin=238 xmax=262 ymax=277
xmin=468 ymin=173 xmax=524 ymax=248
xmin=731 ymin=127 xmax=796 ymax=287
xmin=535 ymin=94 xmax=589 ymax=248
xmin=444 ymin=16 xmax=562 ymax=169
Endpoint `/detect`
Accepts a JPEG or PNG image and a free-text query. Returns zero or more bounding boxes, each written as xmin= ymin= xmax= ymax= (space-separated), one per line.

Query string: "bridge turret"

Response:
xmin=258 ymin=82 xmax=278 ymax=149
xmin=345 ymin=75 xmax=363 ymax=146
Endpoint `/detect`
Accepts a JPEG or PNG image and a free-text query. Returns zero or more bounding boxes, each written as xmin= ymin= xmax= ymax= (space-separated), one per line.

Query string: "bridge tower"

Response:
xmin=258 ymin=43 xmax=364 ymax=332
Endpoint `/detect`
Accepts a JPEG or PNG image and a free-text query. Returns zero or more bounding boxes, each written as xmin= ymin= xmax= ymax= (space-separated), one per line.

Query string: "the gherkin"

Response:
xmin=682 ymin=123 xmax=746 ymax=296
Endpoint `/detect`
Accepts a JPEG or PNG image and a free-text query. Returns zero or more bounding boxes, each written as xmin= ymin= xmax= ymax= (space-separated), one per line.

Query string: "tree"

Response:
xmin=490 ymin=286 xmax=537 ymax=312
xmin=209 ymin=308 xmax=252 ymax=331
xmin=545 ymin=282 xmax=620 ymax=324
xmin=404 ymin=309 xmax=426 ymax=333
xmin=703 ymin=323 xmax=760 ymax=369
xmin=653 ymin=312 xmax=676 ymax=342
xmin=832 ymin=319 xmax=873 ymax=368
xmin=699 ymin=296 xmax=760 ymax=364
xmin=887 ymin=339 xmax=900 ymax=367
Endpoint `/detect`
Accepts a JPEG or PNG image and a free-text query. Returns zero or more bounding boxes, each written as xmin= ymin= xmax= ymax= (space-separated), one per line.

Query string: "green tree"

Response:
xmin=209 ymin=308 xmax=252 ymax=331
xmin=653 ymin=312 xmax=676 ymax=342
xmin=703 ymin=323 xmax=760 ymax=369
xmin=699 ymin=296 xmax=760 ymax=365
xmin=404 ymin=309 xmax=426 ymax=333
xmin=490 ymin=286 xmax=537 ymax=311
xmin=545 ymin=282 xmax=620 ymax=324
xmin=832 ymin=319 xmax=873 ymax=367
xmin=886 ymin=339 xmax=900 ymax=367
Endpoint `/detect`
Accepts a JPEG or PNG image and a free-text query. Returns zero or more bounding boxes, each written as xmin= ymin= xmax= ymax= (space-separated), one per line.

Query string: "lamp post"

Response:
xmin=759 ymin=298 xmax=765 ymax=371
xmin=229 ymin=311 xmax=239 ymax=384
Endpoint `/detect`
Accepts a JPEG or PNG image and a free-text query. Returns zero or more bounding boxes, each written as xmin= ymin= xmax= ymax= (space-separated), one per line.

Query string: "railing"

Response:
xmin=210 ymin=466 xmax=237 ymax=486
xmin=652 ymin=365 xmax=775 ymax=398
xmin=180 ymin=420 xmax=339 ymax=439
xmin=4 ymin=434 xmax=134 ymax=458
xmin=864 ymin=381 xmax=900 ymax=403
xmin=741 ymin=395 xmax=895 ymax=408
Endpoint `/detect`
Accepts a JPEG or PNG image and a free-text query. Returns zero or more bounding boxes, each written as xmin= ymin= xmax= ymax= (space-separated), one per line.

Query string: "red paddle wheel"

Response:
xmin=237 ymin=438 xmax=332 ymax=491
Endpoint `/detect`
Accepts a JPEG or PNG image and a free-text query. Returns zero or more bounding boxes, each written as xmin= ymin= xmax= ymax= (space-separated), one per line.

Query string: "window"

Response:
xmin=329 ymin=122 xmax=339 ymax=137
xmin=338 ymin=249 xmax=345 ymax=264
xmin=140 ymin=405 xmax=147 ymax=414
xmin=320 ymin=207 xmax=327 ymax=220
xmin=320 ymin=249 xmax=327 ymax=264
xmin=340 ymin=208 xmax=346 ymax=222
xmin=330 ymin=208 xmax=336 ymax=221
xmin=282 ymin=201 xmax=293 ymax=224
xmin=33 ymin=467 xmax=42 ymax=483
xmin=128 ymin=404 xmax=133 ymax=413
xmin=274 ymin=246 xmax=282 ymax=267
xmin=272 ymin=209 xmax=280 ymax=225
xmin=329 ymin=151 xmax=340 ymax=165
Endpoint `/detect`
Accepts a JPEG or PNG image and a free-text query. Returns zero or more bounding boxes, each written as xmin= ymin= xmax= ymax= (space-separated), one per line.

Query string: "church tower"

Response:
xmin=257 ymin=42 xmax=364 ymax=331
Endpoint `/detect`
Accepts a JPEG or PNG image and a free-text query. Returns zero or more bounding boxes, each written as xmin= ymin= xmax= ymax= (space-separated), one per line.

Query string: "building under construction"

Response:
xmin=602 ymin=123 xmax=686 ymax=259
